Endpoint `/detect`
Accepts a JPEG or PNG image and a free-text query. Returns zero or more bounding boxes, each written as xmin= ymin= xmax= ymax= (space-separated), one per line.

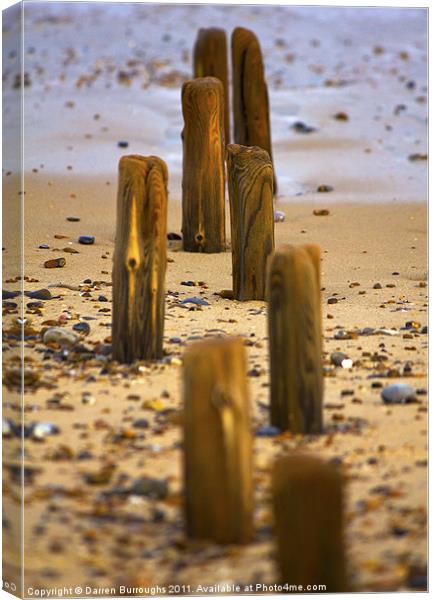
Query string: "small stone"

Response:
xmin=133 ymin=419 xmax=150 ymax=429
xmin=330 ymin=351 xmax=348 ymax=367
xmin=78 ymin=236 xmax=95 ymax=245
xmin=44 ymin=257 xmax=66 ymax=269
xmin=39 ymin=244 xmax=50 ymax=249
xmin=408 ymin=153 xmax=427 ymax=162
xmin=97 ymin=295 xmax=108 ymax=302
xmin=73 ymin=322 xmax=90 ymax=335
xmin=63 ymin=247 xmax=79 ymax=254
xmin=27 ymin=301 xmax=44 ymax=309
xmin=131 ymin=477 xmax=168 ymax=499
xmin=327 ymin=297 xmax=338 ymax=304
xmin=373 ymin=282 xmax=382 ymax=289
xmin=180 ymin=297 xmax=210 ymax=306
xmin=117 ymin=141 xmax=129 ymax=148
xmin=66 ymin=216 xmax=80 ymax=222
xmin=291 ymin=121 xmax=317 ymax=134
xmin=313 ymin=209 xmax=330 ymax=216
xmin=26 ymin=289 xmax=52 ymax=300
xmin=167 ymin=232 xmax=182 ymax=240
xmin=381 ymin=383 xmax=417 ymax=404
xmin=317 ymin=184 xmax=334 ymax=193
xmin=31 ymin=422 xmax=60 ymax=440
xmin=43 ymin=327 xmax=78 ymax=347
xmin=169 ymin=337 xmax=182 ymax=344
xmin=256 ymin=425 xmax=281 ymax=437
xmin=3 ymin=290 xmax=20 ymax=299
xmin=274 ymin=210 xmax=285 ymax=222
xmin=219 ymin=289 xmax=234 ymax=299
xmin=333 ymin=111 xmax=349 ymax=121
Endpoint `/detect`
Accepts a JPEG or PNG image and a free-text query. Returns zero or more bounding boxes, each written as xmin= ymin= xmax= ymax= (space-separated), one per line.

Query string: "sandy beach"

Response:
xmin=2 ymin=2 xmax=427 ymax=595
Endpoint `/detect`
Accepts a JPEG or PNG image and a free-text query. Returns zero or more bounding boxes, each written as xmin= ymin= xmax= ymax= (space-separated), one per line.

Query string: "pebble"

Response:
xmin=117 ymin=141 xmax=129 ymax=148
xmin=291 ymin=121 xmax=317 ymax=134
xmin=31 ymin=422 xmax=60 ymax=440
xmin=167 ymin=232 xmax=182 ymax=240
xmin=39 ymin=244 xmax=50 ymax=249
xmin=313 ymin=208 xmax=330 ymax=216
xmin=133 ymin=419 xmax=150 ymax=429
xmin=180 ymin=297 xmax=210 ymax=306
xmin=169 ymin=337 xmax=182 ymax=344
xmin=256 ymin=425 xmax=281 ymax=437
xmin=317 ymin=184 xmax=334 ymax=193
xmin=73 ymin=322 xmax=90 ymax=335
xmin=130 ymin=477 xmax=168 ymax=499
xmin=63 ymin=247 xmax=79 ymax=254
xmin=44 ymin=257 xmax=66 ymax=269
xmin=327 ymin=297 xmax=338 ymax=304
xmin=26 ymin=289 xmax=52 ymax=300
xmin=43 ymin=327 xmax=78 ymax=347
xmin=373 ymin=282 xmax=382 ymax=289
xmin=98 ymin=295 xmax=108 ymax=302
xmin=27 ymin=301 xmax=44 ymax=309
xmin=66 ymin=216 xmax=80 ymax=222
xmin=381 ymin=383 xmax=417 ymax=404
xmin=274 ymin=210 xmax=285 ymax=222
xmin=330 ymin=351 xmax=348 ymax=367
xmin=3 ymin=290 xmax=20 ymax=299
xmin=334 ymin=111 xmax=349 ymax=121
xmin=78 ymin=236 xmax=95 ymax=245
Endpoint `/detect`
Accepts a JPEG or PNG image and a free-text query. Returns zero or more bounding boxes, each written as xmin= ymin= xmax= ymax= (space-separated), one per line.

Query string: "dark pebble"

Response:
xmin=39 ymin=244 xmax=50 ymax=249
xmin=317 ymin=184 xmax=334 ymax=193
xmin=180 ymin=297 xmax=210 ymax=306
xmin=256 ymin=425 xmax=281 ymax=437
xmin=181 ymin=281 xmax=195 ymax=286
xmin=27 ymin=301 xmax=44 ymax=309
xmin=169 ymin=337 xmax=182 ymax=344
xmin=327 ymin=297 xmax=338 ymax=304
xmin=3 ymin=301 xmax=17 ymax=309
xmin=44 ymin=258 xmax=66 ymax=269
xmin=373 ymin=282 xmax=382 ymax=289
xmin=97 ymin=295 xmax=108 ymax=302
xmin=66 ymin=216 xmax=80 ymax=222
xmin=291 ymin=121 xmax=317 ymax=134
xmin=26 ymin=289 xmax=52 ymax=300
xmin=133 ymin=419 xmax=150 ymax=429
xmin=3 ymin=290 xmax=20 ymax=299
xmin=72 ymin=322 xmax=90 ymax=335
xmin=117 ymin=141 xmax=129 ymax=148
xmin=78 ymin=236 xmax=95 ymax=245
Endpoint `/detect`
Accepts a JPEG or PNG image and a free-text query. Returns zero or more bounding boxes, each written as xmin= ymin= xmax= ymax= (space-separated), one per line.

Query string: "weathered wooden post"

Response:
xmin=181 ymin=77 xmax=226 ymax=253
xmin=226 ymin=144 xmax=274 ymax=301
xmin=183 ymin=337 xmax=253 ymax=543
xmin=193 ymin=27 xmax=230 ymax=144
xmin=273 ymin=455 xmax=348 ymax=592
xmin=266 ymin=244 xmax=323 ymax=432
xmin=112 ymin=155 xmax=168 ymax=363
xmin=231 ymin=27 xmax=277 ymax=193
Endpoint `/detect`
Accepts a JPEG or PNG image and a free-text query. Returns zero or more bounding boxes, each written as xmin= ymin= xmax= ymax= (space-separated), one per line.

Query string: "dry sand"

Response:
xmin=2 ymin=2 xmax=427 ymax=596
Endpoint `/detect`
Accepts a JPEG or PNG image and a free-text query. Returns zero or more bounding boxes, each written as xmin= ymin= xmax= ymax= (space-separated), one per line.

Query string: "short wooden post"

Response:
xmin=266 ymin=244 xmax=323 ymax=432
xmin=112 ymin=155 xmax=168 ymax=363
xmin=183 ymin=337 xmax=253 ymax=543
xmin=231 ymin=27 xmax=277 ymax=193
xmin=181 ymin=77 xmax=225 ymax=253
xmin=272 ymin=455 xmax=347 ymax=592
xmin=226 ymin=144 xmax=274 ymax=301
xmin=193 ymin=28 xmax=230 ymax=144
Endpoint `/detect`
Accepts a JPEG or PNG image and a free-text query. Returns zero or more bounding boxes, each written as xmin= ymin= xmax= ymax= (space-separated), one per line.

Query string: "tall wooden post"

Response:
xmin=226 ymin=144 xmax=274 ymax=301
xmin=266 ymin=244 xmax=323 ymax=433
xmin=112 ymin=155 xmax=168 ymax=363
xmin=183 ymin=337 xmax=253 ymax=544
xmin=273 ymin=455 xmax=348 ymax=592
xmin=181 ymin=77 xmax=225 ymax=253
xmin=193 ymin=28 xmax=230 ymax=144
xmin=231 ymin=27 xmax=277 ymax=193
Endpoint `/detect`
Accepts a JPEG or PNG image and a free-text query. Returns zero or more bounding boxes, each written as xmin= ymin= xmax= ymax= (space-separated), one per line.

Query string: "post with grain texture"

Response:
xmin=181 ymin=77 xmax=225 ymax=253
xmin=231 ymin=27 xmax=277 ymax=193
xmin=112 ymin=155 xmax=168 ymax=363
xmin=183 ymin=337 xmax=253 ymax=544
xmin=266 ymin=244 xmax=323 ymax=432
xmin=273 ymin=455 xmax=348 ymax=592
xmin=193 ymin=27 xmax=230 ymax=144
xmin=227 ymin=144 xmax=274 ymax=301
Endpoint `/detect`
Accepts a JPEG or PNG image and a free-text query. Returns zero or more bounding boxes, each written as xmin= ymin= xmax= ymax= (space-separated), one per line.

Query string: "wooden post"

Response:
xmin=266 ymin=244 xmax=323 ymax=432
xmin=181 ymin=77 xmax=225 ymax=253
xmin=231 ymin=27 xmax=277 ymax=193
xmin=193 ymin=27 xmax=230 ymax=144
xmin=112 ymin=154 xmax=168 ymax=363
xmin=183 ymin=337 xmax=253 ymax=543
xmin=226 ymin=144 xmax=274 ymax=301
xmin=272 ymin=455 xmax=348 ymax=592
